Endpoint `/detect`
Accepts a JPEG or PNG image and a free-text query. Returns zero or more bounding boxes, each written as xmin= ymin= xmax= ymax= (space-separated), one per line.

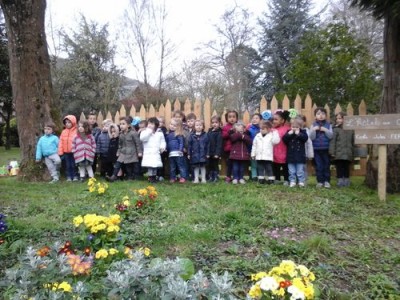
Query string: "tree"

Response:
xmin=0 ymin=0 xmax=60 ymax=178
xmin=204 ymin=6 xmax=260 ymax=112
xmin=53 ymin=16 xmax=124 ymax=117
xmin=0 ymin=11 xmax=13 ymax=149
xmin=258 ymin=0 xmax=316 ymax=96
xmin=351 ymin=0 xmax=400 ymax=193
xmin=285 ymin=23 xmax=382 ymax=109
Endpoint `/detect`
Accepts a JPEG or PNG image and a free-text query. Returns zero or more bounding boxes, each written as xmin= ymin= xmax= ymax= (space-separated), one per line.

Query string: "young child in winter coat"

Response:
xmin=166 ymin=118 xmax=187 ymax=183
xmin=58 ymin=115 xmax=77 ymax=181
xmin=96 ymin=119 xmax=112 ymax=177
xmin=309 ymin=107 xmax=333 ymax=188
xmin=283 ymin=118 xmax=309 ymax=187
xmin=246 ymin=113 xmax=261 ymax=181
xmin=188 ymin=120 xmax=209 ymax=183
xmin=107 ymin=117 xmax=143 ymax=182
xmin=35 ymin=123 xmax=61 ymax=183
xmin=229 ymin=122 xmax=252 ymax=184
xmin=329 ymin=112 xmax=354 ymax=187
xmin=251 ymin=120 xmax=280 ymax=184
xmin=272 ymin=110 xmax=291 ymax=185
xmin=207 ymin=116 xmax=223 ymax=182
xmin=140 ymin=117 xmax=166 ymax=183
xmin=222 ymin=110 xmax=238 ymax=183
xmin=72 ymin=120 xmax=96 ymax=181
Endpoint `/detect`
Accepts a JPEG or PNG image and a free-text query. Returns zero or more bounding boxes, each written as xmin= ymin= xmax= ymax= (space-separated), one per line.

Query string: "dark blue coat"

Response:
xmin=188 ymin=131 xmax=209 ymax=164
xmin=107 ymin=137 xmax=119 ymax=163
xmin=282 ymin=129 xmax=308 ymax=164
xmin=166 ymin=132 xmax=185 ymax=153
xmin=96 ymin=131 xmax=110 ymax=156
xmin=207 ymin=128 xmax=223 ymax=157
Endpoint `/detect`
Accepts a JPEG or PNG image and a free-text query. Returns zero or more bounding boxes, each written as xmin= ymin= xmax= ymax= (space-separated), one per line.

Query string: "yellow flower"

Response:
xmin=139 ymin=247 xmax=151 ymax=256
xmin=124 ymin=247 xmax=133 ymax=259
xmin=297 ymin=264 xmax=310 ymax=276
xmin=248 ymin=284 xmax=262 ymax=299
xmin=279 ymin=260 xmax=297 ymax=277
xmin=272 ymin=287 xmax=285 ymax=297
xmin=88 ymin=178 xmax=96 ymax=186
xmin=251 ymin=272 xmax=268 ymax=281
xmin=138 ymin=188 xmax=148 ymax=196
xmin=95 ymin=249 xmax=109 ymax=259
xmin=108 ymin=214 xmax=121 ymax=225
xmin=146 ymin=186 xmax=156 ymax=192
xmin=98 ymin=187 xmax=105 ymax=194
xmin=123 ymin=200 xmax=131 ymax=207
xmin=109 ymin=248 xmax=119 ymax=255
xmin=89 ymin=186 xmax=96 ymax=193
xmin=58 ymin=281 xmax=72 ymax=292
xmin=73 ymin=215 xmax=83 ymax=227
xmin=107 ymin=225 xmax=120 ymax=233
xmin=122 ymin=195 xmax=130 ymax=201
xmin=308 ymin=272 xmax=316 ymax=282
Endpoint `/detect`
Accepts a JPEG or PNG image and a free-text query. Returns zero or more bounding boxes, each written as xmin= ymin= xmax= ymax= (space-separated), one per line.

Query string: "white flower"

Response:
xmin=258 ymin=276 xmax=279 ymax=291
xmin=288 ymin=285 xmax=305 ymax=300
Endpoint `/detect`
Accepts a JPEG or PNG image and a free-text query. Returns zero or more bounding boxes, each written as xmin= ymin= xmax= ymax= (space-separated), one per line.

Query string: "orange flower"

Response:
xmin=37 ymin=246 xmax=51 ymax=257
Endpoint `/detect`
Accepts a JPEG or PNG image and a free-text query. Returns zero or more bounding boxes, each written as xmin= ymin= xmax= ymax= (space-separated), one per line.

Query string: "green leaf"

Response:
xmin=179 ymin=258 xmax=195 ymax=281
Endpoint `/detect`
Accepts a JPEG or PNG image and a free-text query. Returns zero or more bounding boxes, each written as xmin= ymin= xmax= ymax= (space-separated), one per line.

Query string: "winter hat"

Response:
xmin=261 ymin=110 xmax=272 ymax=121
xmin=131 ymin=116 xmax=141 ymax=127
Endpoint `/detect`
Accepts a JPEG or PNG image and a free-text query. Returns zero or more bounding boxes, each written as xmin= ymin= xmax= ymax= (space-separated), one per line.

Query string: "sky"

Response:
xmin=46 ymin=0 xmax=329 ymax=81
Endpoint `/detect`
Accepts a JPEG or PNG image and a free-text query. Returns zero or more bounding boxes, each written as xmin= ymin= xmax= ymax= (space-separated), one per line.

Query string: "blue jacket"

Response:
xmin=36 ymin=134 xmax=59 ymax=160
xmin=188 ymin=131 xmax=209 ymax=164
xmin=283 ymin=129 xmax=308 ymax=164
xmin=166 ymin=131 xmax=185 ymax=153
xmin=246 ymin=124 xmax=260 ymax=152
xmin=207 ymin=128 xmax=223 ymax=157
xmin=96 ymin=131 xmax=110 ymax=156
xmin=310 ymin=120 xmax=333 ymax=150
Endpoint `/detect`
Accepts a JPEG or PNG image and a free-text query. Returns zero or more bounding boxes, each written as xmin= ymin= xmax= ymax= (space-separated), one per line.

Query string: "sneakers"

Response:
xmin=193 ymin=178 xmax=199 ymax=184
xmin=239 ymin=179 xmax=246 ymax=184
xmin=73 ymin=177 xmax=79 ymax=182
xmin=169 ymin=178 xmax=176 ymax=183
xmin=66 ymin=178 xmax=72 ymax=182
xmin=258 ymin=178 xmax=266 ymax=184
xmin=49 ymin=178 xmax=59 ymax=184
xmin=232 ymin=179 xmax=238 ymax=185
xmin=298 ymin=182 xmax=305 ymax=188
xmin=316 ymin=183 xmax=323 ymax=188
xmin=283 ymin=181 xmax=289 ymax=186
xmin=179 ymin=178 xmax=186 ymax=183
xmin=289 ymin=182 xmax=296 ymax=188
xmin=324 ymin=182 xmax=331 ymax=188
xmin=225 ymin=177 xmax=231 ymax=183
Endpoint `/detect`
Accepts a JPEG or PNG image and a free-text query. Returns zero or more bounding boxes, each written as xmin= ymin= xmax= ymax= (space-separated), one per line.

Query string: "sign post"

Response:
xmin=344 ymin=114 xmax=400 ymax=201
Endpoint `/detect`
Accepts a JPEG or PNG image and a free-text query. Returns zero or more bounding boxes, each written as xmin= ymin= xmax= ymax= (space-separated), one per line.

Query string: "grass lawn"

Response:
xmin=0 ymin=152 xmax=399 ymax=298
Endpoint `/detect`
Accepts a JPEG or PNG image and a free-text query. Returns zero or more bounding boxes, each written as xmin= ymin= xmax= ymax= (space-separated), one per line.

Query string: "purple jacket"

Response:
xmin=229 ymin=132 xmax=251 ymax=161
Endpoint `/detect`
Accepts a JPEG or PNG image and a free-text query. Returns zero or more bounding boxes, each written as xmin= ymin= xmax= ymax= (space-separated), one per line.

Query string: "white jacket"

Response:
xmin=251 ymin=130 xmax=280 ymax=161
xmin=140 ymin=128 xmax=166 ymax=168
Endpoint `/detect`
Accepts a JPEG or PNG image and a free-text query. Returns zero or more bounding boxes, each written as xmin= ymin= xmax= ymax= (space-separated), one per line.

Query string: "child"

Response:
xmin=35 ymin=123 xmax=61 ymax=183
xmin=251 ymin=120 xmax=280 ymax=184
xmin=72 ymin=121 xmax=96 ymax=181
xmin=329 ymin=112 xmax=354 ymax=187
xmin=309 ymin=107 xmax=333 ymax=188
xmin=106 ymin=123 xmax=120 ymax=178
xmin=229 ymin=122 xmax=251 ymax=184
xmin=88 ymin=111 xmax=101 ymax=173
xmin=295 ymin=115 xmax=314 ymax=181
xmin=184 ymin=112 xmax=197 ymax=180
xmin=246 ymin=113 xmax=261 ymax=181
xmin=58 ymin=115 xmax=78 ymax=181
xmin=166 ymin=118 xmax=187 ymax=183
xmin=222 ymin=110 xmax=238 ymax=183
xmin=272 ymin=110 xmax=291 ymax=185
xmin=207 ymin=116 xmax=223 ymax=182
xmin=188 ymin=120 xmax=209 ymax=183
xmin=96 ymin=119 xmax=112 ymax=177
xmin=283 ymin=118 xmax=309 ymax=187
xmin=106 ymin=117 xmax=142 ymax=182
xmin=140 ymin=117 xmax=166 ymax=183
xmin=157 ymin=116 xmax=168 ymax=181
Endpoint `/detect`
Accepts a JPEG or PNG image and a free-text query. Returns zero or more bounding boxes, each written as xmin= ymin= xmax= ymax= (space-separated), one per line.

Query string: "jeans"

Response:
xmin=169 ymin=156 xmax=187 ymax=180
xmin=250 ymin=160 xmax=258 ymax=179
xmin=288 ymin=163 xmax=306 ymax=184
xmin=232 ymin=160 xmax=245 ymax=180
xmin=256 ymin=160 xmax=273 ymax=179
xmin=314 ymin=149 xmax=330 ymax=183
xmin=63 ymin=153 xmax=76 ymax=180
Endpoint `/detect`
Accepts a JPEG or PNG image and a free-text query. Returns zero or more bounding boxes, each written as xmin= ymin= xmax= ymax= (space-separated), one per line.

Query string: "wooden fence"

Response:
xmin=80 ymin=94 xmax=368 ymax=177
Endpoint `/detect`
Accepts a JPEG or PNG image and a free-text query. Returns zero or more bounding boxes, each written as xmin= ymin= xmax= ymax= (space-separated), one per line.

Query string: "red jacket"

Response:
xmin=58 ymin=115 xmax=77 ymax=155
xmin=222 ymin=123 xmax=234 ymax=152
xmin=229 ymin=132 xmax=251 ymax=161
xmin=273 ymin=124 xmax=291 ymax=163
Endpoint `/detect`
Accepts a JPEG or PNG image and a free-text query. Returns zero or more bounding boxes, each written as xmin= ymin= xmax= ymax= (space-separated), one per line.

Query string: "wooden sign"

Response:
xmin=354 ymin=129 xmax=400 ymax=144
xmin=344 ymin=114 xmax=400 ymax=202
xmin=344 ymin=114 xmax=400 ymax=130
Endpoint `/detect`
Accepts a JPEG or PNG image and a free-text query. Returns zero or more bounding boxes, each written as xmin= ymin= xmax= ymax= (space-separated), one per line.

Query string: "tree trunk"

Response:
xmin=365 ymin=10 xmax=400 ymax=193
xmin=0 ymin=0 xmax=61 ymax=180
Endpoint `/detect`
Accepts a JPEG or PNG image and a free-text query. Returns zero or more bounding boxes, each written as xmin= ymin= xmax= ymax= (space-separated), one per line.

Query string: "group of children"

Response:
xmin=35 ymin=107 xmax=354 ymax=187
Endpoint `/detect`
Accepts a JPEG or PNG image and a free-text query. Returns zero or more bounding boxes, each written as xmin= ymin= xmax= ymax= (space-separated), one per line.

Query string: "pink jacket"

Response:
xmin=273 ymin=124 xmax=291 ymax=164
xmin=222 ymin=123 xmax=234 ymax=152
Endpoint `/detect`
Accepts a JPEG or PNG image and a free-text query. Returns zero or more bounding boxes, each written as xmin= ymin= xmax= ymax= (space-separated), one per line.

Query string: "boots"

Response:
xmin=258 ymin=178 xmax=266 ymax=184
xmin=148 ymin=176 xmax=157 ymax=183
xmin=106 ymin=175 xmax=117 ymax=182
